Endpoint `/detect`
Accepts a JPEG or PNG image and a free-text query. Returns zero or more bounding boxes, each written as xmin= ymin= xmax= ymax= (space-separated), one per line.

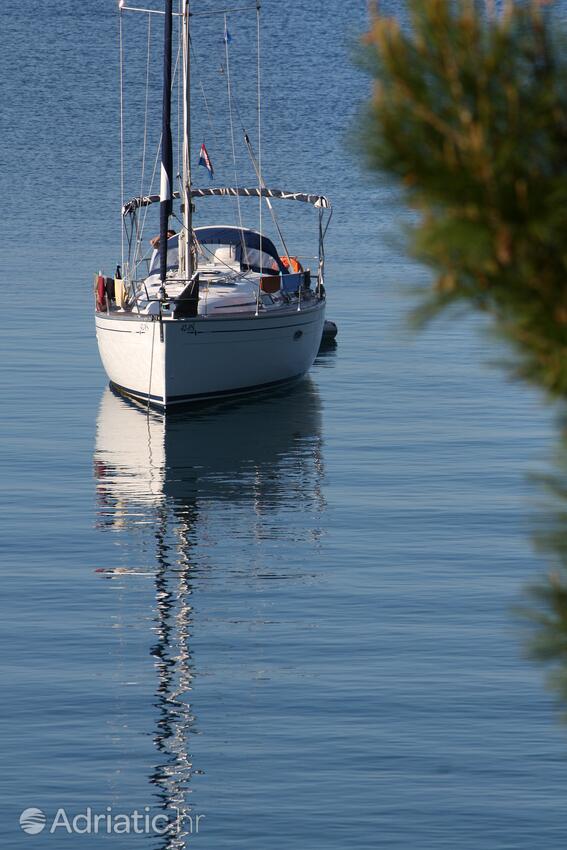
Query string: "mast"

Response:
xmin=182 ymin=0 xmax=193 ymax=280
xmin=159 ymin=0 xmax=174 ymax=292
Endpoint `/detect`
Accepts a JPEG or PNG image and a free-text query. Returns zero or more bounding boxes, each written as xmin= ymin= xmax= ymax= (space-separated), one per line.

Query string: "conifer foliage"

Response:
xmin=364 ymin=0 xmax=567 ymax=398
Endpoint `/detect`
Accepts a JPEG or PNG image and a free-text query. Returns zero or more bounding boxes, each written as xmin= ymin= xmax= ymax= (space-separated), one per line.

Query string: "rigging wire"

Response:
xmin=189 ymin=36 xmax=219 ymax=152
xmin=119 ymin=8 xmax=125 ymax=272
xmin=136 ymin=11 xmax=152 ymax=268
xmin=223 ymin=14 xmax=245 ymax=239
xmin=226 ymin=45 xmax=292 ymax=262
xmin=222 ymin=11 xmax=287 ymax=292
xmin=256 ymin=2 xmax=262 ymax=284
xmin=139 ymin=135 xmax=162 ymax=252
xmin=137 ymin=45 xmax=181 ymax=270
xmin=177 ymin=6 xmax=183 ymax=200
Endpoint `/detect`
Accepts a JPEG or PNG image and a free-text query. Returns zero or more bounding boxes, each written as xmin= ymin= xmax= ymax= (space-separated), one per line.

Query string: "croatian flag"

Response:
xmin=199 ymin=143 xmax=214 ymax=179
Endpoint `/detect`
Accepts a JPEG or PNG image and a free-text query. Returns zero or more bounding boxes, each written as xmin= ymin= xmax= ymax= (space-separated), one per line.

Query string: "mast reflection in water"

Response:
xmin=93 ymin=380 xmax=325 ymax=846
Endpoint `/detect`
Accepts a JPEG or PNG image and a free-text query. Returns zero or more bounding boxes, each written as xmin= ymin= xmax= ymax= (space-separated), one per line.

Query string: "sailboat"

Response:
xmin=94 ymin=0 xmax=332 ymax=411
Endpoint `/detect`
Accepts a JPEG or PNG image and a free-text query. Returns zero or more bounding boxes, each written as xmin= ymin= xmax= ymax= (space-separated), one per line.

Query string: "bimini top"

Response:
xmin=122 ymin=186 xmax=331 ymax=216
xmin=195 ymin=226 xmax=288 ymax=275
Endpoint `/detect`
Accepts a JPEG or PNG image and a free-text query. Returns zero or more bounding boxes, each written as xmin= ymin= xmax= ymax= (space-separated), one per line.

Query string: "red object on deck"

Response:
xmin=96 ymin=274 xmax=106 ymax=311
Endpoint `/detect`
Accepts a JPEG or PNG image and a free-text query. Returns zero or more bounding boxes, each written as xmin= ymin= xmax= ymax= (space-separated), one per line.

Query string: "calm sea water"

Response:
xmin=1 ymin=1 xmax=566 ymax=847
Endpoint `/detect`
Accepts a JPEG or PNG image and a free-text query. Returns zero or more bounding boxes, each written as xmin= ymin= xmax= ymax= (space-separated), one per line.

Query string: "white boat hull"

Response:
xmin=95 ymin=301 xmax=325 ymax=408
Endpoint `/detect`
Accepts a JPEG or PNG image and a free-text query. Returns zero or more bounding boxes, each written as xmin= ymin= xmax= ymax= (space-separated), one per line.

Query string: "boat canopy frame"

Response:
xmin=122 ymin=186 xmax=332 ymax=290
xmin=122 ymin=186 xmax=331 ymax=215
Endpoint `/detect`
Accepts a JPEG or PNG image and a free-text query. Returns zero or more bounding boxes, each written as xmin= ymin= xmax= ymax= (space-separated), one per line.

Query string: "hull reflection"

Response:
xmin=93 ymin=380 xmax=325 ymax=846
xmin=95 ymin=379 xmax=324 ymax=520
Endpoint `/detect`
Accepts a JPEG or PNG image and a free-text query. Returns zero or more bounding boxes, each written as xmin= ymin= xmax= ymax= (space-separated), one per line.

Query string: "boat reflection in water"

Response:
xmin=93 ymin=380 xmax=325 ymax=846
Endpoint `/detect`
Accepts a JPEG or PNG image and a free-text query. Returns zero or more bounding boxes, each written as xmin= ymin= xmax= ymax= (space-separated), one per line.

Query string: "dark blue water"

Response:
xmin=1 ymin=1 xmax=565 ymax=847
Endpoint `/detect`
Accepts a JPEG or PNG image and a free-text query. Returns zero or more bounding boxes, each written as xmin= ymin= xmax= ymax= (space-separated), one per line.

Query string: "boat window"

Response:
xmin=149 ymin=234 xmax=179 ymax=275
xmin=238 ymin=245 xmax=280 ymax=274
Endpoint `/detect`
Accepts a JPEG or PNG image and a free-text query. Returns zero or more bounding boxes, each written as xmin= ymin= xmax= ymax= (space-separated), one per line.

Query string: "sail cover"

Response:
xmin=123 ymin=187 xmax=331 ymax=216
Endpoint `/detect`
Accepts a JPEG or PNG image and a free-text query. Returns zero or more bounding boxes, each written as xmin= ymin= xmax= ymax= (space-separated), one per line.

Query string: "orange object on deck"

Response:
xmin=280 ymin=255 xmax=303 ymax=273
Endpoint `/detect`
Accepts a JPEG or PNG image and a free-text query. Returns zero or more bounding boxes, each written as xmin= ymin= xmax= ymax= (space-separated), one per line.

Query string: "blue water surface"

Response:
xmin=1 ymin=1 xmax=565 ymax=847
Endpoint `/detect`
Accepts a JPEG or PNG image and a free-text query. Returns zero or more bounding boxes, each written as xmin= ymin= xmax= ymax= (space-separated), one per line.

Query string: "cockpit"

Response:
xmin=148 ymin=226 xmax=288 ymax=278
